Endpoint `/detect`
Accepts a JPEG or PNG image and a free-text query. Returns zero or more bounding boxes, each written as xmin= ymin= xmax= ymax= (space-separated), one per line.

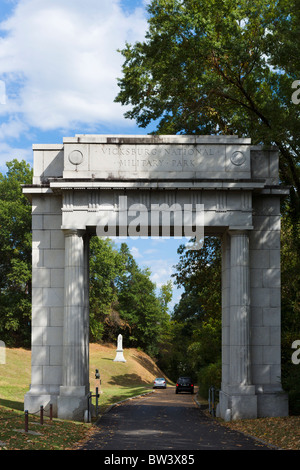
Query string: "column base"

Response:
xmin=218 ymin=387 xmax=289 ymax=421
xmin=218 ymin=389 xmax=257 ymax=421
xmin=24 ymin=389 xmax=58 ymax=417
xmin=256 ymin=388 xmax=289 ymax=418
xmin=57 ymin=386 xmax=90 ymax=421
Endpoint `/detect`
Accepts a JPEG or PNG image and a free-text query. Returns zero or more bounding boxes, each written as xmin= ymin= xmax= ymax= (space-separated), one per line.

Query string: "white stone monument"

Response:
xmin=113 ymin=334 xmax=126 ymax=362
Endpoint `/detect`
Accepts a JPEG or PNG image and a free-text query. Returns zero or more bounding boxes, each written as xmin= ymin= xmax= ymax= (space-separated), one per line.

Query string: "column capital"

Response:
xmin=227 ymin=227 xmax=253 ymax=236
xmin=62 ymin=228 xmax=86 ymax=238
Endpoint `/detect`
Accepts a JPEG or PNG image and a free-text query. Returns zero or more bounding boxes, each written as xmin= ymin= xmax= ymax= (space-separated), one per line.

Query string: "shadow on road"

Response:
xmin=78 ymin=388 xmax=274 ymax=451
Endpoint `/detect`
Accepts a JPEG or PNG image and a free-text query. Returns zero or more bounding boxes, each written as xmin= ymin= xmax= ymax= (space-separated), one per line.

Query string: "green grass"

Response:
xmin=0 ymin=406 xmax=90 ymax=450
xmin=0 ymin=344 xmax=166 ymax=450
xmin=0 ymin=347 xmax=91 ymax=450
xmin=0 ymin=348 xmax=31 ymax=411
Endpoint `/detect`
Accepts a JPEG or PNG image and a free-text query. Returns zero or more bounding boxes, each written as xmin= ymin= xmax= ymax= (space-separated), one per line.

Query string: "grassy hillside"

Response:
xmin=0 ymin=347 xmax=31 ymax=410
xmin=0 ymin=343 xmax=171 ymax=412
xmin=0 ymin=343 xmax=171 ymax=450
xmin=89 ymin=343 xmax=172 ymax=412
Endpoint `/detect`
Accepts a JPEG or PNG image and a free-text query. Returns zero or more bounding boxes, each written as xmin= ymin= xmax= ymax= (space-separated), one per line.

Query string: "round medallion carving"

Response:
xmin=68 ymin=150 xmax=84 ymax=166
xmin=230 ymin=151 xmax=246 ymax=166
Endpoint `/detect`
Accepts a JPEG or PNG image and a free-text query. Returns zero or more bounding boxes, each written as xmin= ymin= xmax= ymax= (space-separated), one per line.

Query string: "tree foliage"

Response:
xmin=280 ymin=213 xmax=300 ymax=413
xmin=89 ymin=238 xmax=173 ymax=356
xmin=116 ymin=243 xmax=172 ymax=357
xmin=89 ymin=237 xmax=128 ymax=342
xmin=163 ymin=237 xmax=222 ymax=385
xmin=116 ymin=0 xmax=300 ymax=220
xmin=0 ymin=160 xmax=32 ymax=346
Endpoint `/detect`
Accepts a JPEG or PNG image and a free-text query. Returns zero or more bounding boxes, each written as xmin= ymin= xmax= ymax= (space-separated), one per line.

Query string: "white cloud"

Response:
xmin=0 ymin=0 xmax=148 ymax=135
xmin=144 ymin=248 xmax=158 ymax=255
xmin=144 ymin=257 xmax=175 ymax=288
xmin=0 ymin=117 xmax=27 ymax=140
xmin=0 ymin=140 xmax=32 ymax=172
xmin=151 ymin=269 xmax=173 ymax=288
xmin=0 ymin=115 xmax=34 ymax=168
xmin=130 ymin=246 xmax=143 ymax=258
xmin=147 ymin=258 xmax=183 ymax=312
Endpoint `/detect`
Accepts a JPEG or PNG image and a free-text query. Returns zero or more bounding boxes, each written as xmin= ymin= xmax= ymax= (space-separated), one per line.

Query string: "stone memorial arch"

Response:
xmin=23 ymin=134 xmax=289 ymax=421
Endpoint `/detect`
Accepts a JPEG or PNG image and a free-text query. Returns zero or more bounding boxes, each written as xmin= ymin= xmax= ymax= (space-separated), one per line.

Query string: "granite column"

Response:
xmin=57 ymin=229 xmax=90 ymax=420
xmin=219 ymin=230 xmax=257 ymax=420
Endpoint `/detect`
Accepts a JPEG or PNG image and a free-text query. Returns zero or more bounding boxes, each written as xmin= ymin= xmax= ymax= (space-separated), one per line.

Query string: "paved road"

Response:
xmin=77 ymin=387 xmax=274 ymax=451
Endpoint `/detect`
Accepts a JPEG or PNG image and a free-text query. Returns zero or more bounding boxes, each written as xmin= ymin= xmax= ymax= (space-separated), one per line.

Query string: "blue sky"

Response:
xmin=0 ymin=0 xmax=184 ymax=311
xmin=0 ymin=0 xmax=154 ymax=167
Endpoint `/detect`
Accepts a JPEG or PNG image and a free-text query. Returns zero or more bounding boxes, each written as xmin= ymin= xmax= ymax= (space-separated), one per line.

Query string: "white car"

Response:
xmin=153 ymin=377 xmax=167 ymax=389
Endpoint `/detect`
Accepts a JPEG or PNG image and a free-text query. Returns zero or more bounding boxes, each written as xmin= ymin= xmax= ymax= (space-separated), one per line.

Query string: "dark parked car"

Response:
xmin=175 ymin=377 xmax=194 ymax=394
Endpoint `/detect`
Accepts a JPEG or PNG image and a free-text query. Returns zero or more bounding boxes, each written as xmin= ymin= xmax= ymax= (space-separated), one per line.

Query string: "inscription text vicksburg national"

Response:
xmin=99 ymin=144 xmax=221 ymax=171
xmin=62 ymin=136 xmax=251 ymax=179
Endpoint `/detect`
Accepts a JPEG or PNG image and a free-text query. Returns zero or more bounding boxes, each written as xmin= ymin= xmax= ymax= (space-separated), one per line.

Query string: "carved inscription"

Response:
xmin=64 ymin=141 xmax=251 ymax=178
xmin=119 ymin=158 xmax=196 ymax=168
xmin=95 ymin=144 xmax=225 ymax=172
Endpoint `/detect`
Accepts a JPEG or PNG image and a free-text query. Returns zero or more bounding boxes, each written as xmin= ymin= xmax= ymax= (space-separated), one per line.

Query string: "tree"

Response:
xmin=165 ymin=237 xmax=222 ymax=383
xmin=115 ymin=0 xmax=300 ymax=220
xmin=154 ymin=280 xmax=174 ymax=370
xmin=116 ymin=243 xmax=172 ymax=357
xmin=89 ymin=237 xmax=128 ymax=342
xmin=172 ymin=237 xmax=221 ymax=322
xmin=0 ymin=160 xmax=32 ymax=346
xmin=90 ymin=239 xmax=173 ymax=356
xmin=280 ymin=213 xmax=300 ymax=413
